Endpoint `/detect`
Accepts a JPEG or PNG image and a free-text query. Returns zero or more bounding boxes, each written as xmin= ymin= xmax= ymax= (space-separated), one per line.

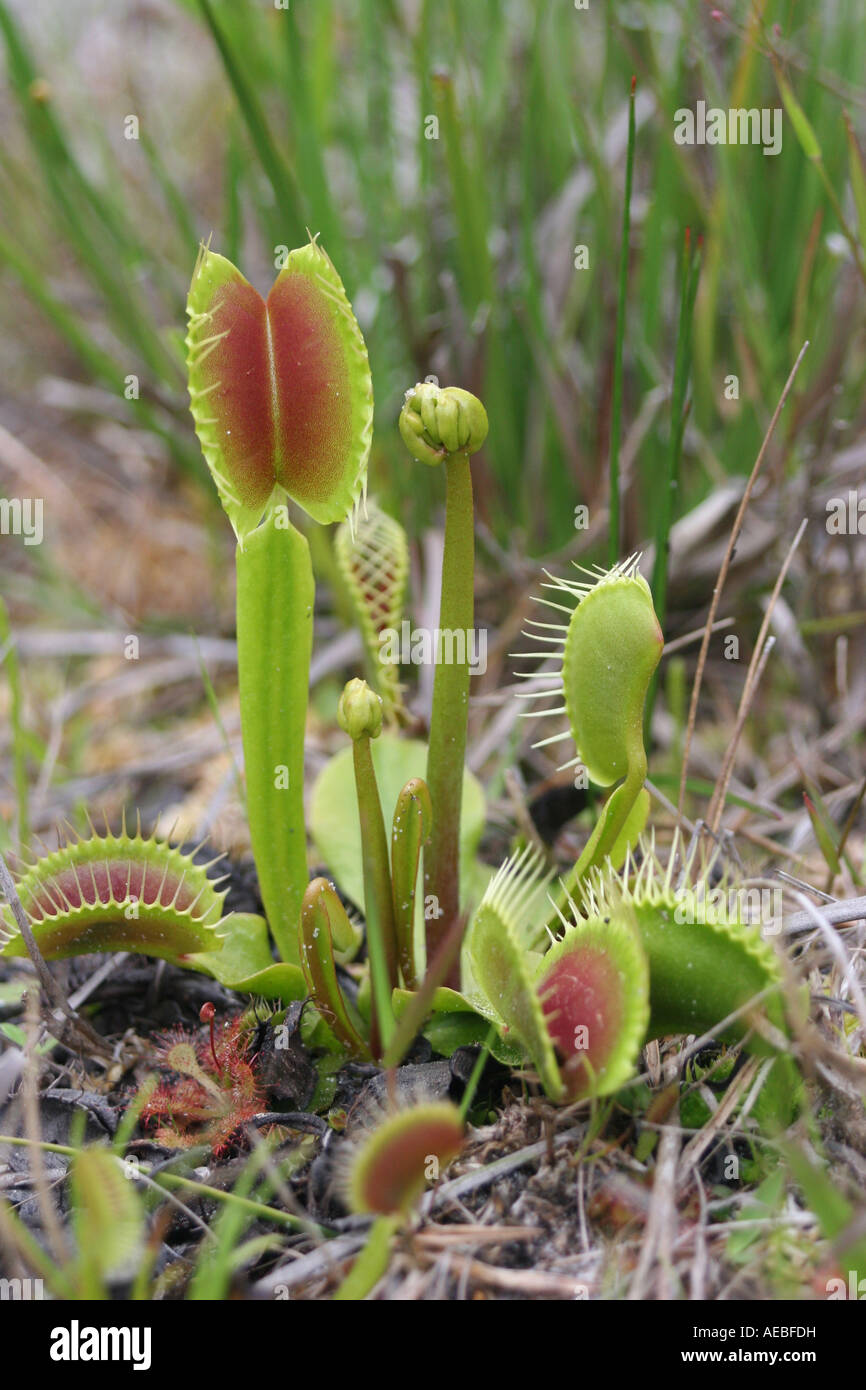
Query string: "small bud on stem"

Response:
xmin=337 ymin=678 xmax=384 ymax=742
xmin=398 ymin=383 xmax=488 ymax=465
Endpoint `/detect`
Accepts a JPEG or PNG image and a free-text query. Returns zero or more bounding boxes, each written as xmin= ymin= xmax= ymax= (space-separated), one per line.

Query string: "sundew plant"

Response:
xmin=0 ymin=0 xmax=865 ymax=1317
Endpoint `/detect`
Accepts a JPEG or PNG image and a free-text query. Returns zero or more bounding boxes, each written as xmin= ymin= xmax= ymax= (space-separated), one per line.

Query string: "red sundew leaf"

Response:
xmin=212 ymin=1017 xmax=258 ymax=1087
xmin=535 ymin=912 xmax=649 ymax=1102
xmin=151 ymin=1126 xmax=200 ymax=1151
xmin=141 ymin=1077 xmax=216 ymax=1127
xmin=186 ymin=241 xmax=373 ymax=540
xmin=139 ymin=1014 xmax=265 ymax=1156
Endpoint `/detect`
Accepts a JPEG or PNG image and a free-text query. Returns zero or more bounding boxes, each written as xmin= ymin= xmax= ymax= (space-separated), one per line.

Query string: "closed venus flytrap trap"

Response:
xmin=334 ymin=497 xmax=410 ymax=723
xmin=515 ymin=554 xmax=663 ymax=900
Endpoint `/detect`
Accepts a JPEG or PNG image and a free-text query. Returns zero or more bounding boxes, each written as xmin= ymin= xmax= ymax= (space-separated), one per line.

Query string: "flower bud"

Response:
xmin=398 ymin=383 xmax=488 ymax=465
xmin=337 ymin=678 xmax=384 ymax=741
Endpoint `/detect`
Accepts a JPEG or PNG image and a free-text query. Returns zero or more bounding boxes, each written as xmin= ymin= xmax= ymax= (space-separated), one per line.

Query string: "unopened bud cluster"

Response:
xmin=398 ymin=383 xmax=488 ymax=465
xmin=337 ymin=678 xmax=384 ymax=741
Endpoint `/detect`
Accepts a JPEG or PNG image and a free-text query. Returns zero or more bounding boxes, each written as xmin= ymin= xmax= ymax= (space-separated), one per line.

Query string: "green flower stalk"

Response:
xmin=186 ymin=239 xmax=373 ymax=963
xmin=398 ymin=383 xmax=488 ymax=978
xmin=337 ymin=678 xmax=398 ymax=1053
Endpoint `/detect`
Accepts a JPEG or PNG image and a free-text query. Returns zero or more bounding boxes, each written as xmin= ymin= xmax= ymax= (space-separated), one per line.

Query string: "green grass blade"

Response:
xmin=608 ymin=76 xmax=636 ymax=566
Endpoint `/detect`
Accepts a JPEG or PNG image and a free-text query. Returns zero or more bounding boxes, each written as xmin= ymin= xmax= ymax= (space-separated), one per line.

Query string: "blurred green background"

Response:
xmin=0 ymin=0 xmax=864 ymax=558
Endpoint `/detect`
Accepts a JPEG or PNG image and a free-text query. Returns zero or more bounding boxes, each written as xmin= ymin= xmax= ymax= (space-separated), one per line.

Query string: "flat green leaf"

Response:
xmin=310 ymin=734 xmax=485 ymax=929
xmin=192 ymin=912 xmax=306 ymax=1000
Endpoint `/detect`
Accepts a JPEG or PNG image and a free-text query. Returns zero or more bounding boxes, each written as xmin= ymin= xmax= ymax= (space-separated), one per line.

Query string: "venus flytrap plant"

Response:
xmin=186 ymin=238 xmax=373 ymax=964
xmin=517 ymin=556 xmax=662 ymax=905
xmin=465 ymin=849 xmax=650 ymax=1102
xmin=462 ymin=837 xmax=797 ymax=1110
xmin=0 ymin=244 xmax=806 ymax=1154
xmin=399 ymin=383 xmax=488 ymax=978
xmin=333 ymin=1092 xmax=465 ymax=1301
xmin=1 ymin=242 xmax=382 ymax=1012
